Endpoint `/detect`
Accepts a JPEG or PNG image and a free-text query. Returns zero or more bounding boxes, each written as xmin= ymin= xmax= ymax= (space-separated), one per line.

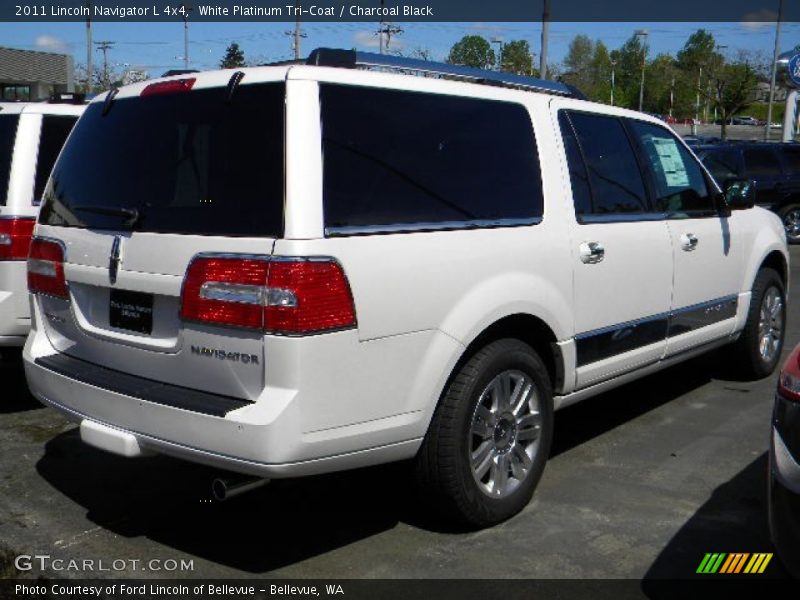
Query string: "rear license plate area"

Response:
xmin=109 ymin=289 xmax=153 ymax=334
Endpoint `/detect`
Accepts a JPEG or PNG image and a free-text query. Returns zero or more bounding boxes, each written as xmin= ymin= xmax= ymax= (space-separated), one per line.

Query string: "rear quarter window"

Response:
xmin=0 ymin=114 xmax=19 ymax=205
xmin=320 ymin=85 xmax=543 ymax=233
xmin=33 ymin=115 xmax=78 ymax=205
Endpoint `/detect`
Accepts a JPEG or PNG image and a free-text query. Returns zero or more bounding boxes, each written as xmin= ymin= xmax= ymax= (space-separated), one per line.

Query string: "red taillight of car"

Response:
xmin=0 ymin=217 xmax=36 ymax=260
xmin=180 ymin=256 xmax=356 ymax=335
xmin=777 ymin=344 xmax=800 ymax=402
xmin=27 ymin=238 xmax=68 ymax=299
xmin=141 ymin=78 xmax=196 ymax=97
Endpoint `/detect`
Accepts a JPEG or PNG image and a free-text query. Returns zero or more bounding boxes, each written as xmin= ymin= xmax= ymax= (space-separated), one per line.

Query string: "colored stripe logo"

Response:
xmin=697 ymin=553 xmax=773 ymax=574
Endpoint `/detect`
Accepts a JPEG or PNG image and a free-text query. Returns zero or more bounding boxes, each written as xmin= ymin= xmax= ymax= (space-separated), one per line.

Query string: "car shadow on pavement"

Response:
xmin=33 ymin=348 xmax=768 ymax=574
xmin=36 ymin=429 xmax=419 ymax=573
xmin=551 ymin=352 xmax=721 ymax=458
xmin=640 ymin=453 xmax=790 ymax=594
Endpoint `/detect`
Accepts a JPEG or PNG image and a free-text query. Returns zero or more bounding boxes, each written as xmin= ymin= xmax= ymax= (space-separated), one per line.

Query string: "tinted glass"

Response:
xmin=780 ymin=147 xmax=800 ymax=176
xmin=700 ymin=148 xmax=740 ymax=182
xmin=629 ymin=120 xmax=713 ymax=214
xmin=33 ymin=116 xmax=78 ymax=204
xmin=40 ymin=83 xmax=285 ymax=237
xmin=558 ymin=112 xmax=591 ymax=215
xmin=567 ymin=112 xmax=649 ymax=215
xmin=320 ymin=85 xmax=542 ymax=231
xmin=0 ymin=115 xmax=19 ymax=205
xmin=743 ymin=148 xmax=783 ymax=177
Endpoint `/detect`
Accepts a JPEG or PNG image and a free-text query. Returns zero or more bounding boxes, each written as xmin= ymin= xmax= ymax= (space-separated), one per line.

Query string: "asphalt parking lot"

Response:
xmin=1 ymin=248 xmax=798 ymax=583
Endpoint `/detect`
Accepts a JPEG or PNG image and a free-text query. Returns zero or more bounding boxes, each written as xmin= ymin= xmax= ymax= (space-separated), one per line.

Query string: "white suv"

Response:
xmin=23 ymin=50 xmax=788 ymax=527
xmin=1 ymin=100 xmax=83 ymax=348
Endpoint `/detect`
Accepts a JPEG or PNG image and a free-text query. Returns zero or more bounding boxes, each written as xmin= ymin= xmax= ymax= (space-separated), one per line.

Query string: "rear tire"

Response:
xmin=778 ymin=204 xmax=800 ymax=244
xmin=415 ymin=339 xmax=553 ymax=528
xmin=730 ymin=268 xmax=786 ymax=379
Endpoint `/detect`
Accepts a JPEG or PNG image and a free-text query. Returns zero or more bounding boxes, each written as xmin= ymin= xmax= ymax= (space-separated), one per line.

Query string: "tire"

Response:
xmin=778 ymin=204 xmax=800 ymax=244
xmin=730 ymin=268 xmax=786 ymax=379
xmin=415 ymin=338 xmax=553 ymax=528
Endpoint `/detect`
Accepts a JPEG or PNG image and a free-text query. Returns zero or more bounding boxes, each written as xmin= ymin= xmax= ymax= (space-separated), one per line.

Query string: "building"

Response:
xmin=0 ymin=47 xmax=74 ymax=101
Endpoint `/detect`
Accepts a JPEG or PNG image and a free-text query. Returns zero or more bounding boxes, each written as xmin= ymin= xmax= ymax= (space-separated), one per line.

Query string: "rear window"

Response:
xmin=40 ymin=83 xmax=285 ymax=237
xmin=33 ymin=115 xmax=78 ymax=205
xmin=320 ymin=85 xmax=543 ymax=233
xmin=0 ymin=114 xmax=20 ymax=206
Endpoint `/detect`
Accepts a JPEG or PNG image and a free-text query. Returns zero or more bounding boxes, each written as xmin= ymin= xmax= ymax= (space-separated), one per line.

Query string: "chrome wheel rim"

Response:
xmin=783 ymin=210 xmax=800 ymax=241
xmin=758 ymin=286 xmax=784 ymax=363
xmin=468 ymin=370 xmax=541 ymax=498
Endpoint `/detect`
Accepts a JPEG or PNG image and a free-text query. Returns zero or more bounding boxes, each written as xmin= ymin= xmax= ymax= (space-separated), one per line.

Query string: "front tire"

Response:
xmin=415 ymin=339 xmax=554 ymax=528
xmin=730 ymin=268 xmax=786 ymax=379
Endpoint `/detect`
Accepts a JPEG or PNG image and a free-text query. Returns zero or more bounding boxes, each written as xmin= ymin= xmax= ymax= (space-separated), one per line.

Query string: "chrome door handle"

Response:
xmin=680 ymin=233 xmax=699 ymax=251
xmin=579 ymin=241 xmax=605 ymax=264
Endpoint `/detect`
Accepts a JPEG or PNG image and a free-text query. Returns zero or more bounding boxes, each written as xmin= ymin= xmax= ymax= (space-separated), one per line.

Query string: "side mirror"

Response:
xmin=722 ymin=178 xmax=755 ymax=210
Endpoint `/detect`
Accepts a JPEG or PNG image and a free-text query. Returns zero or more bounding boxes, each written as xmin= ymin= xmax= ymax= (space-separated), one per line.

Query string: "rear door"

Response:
xmin=33 ymin=80 xmax=286 ymax=400
xmin=555 ymin=106 xmax=674 ymax=389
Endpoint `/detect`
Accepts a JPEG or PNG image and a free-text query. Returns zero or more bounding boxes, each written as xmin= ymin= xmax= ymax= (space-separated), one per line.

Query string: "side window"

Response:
xmin=320 ymin=85 xmax=543 ymax=232
xmin=33 ymin=116 xmax=78 ymax=204
xmin=558 ymin=112 xmax=592 ymax=215
xmin=700 ymin=149 xmax=741 ymax=183
xmin=628 ymin=120 xmax=714 ymax=214
xmin=566 ymin=112 xmax=650 ymax=216
xmin=780 ymin=148 xmax=800 ymax=176
xmin=743 ymin=148 xmax=783 ymax=178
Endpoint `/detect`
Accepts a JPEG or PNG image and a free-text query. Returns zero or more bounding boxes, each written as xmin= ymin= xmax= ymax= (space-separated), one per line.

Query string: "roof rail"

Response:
xmin=306 ymin=48 xmax=580 ymax=98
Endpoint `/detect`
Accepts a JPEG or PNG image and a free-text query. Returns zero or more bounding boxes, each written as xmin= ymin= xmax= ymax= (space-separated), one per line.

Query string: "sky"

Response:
xmin=1 ymin=20 xmax=799 ymax=77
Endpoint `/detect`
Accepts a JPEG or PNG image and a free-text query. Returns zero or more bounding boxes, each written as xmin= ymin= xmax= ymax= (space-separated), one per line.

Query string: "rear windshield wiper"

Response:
xmin=74 ymin=205 xmax=141 ymax=228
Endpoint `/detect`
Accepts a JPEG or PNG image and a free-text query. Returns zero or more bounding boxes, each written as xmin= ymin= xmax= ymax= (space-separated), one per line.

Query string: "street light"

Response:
xmin=610 ymin=59 xmax=617 ymax=106
xmin=634 ymin=29 xmax=648 ymax=112
xmin=491 ymin=37 xmax=504 ymax=72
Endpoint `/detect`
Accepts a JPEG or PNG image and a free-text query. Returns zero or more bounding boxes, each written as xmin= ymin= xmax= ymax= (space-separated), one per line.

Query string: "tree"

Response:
xmin=614 ymin=34 xmax=649 ymax=109
xmin=562 ymin=35 xmax=595 ymax=93
xmin=588 ymin=41 xmax=611 ymax=103
xmin=709 ymin=58 xmax=759 ymax=140
xmin=220 ymin=42 xmax=246 ymax=69
xmin=447 ymin=35 xmax=495 ymax=70
xmin=500 ymin=40 xmax=535 ymax=76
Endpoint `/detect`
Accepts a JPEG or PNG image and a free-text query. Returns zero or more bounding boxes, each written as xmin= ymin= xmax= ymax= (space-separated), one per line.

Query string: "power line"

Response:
xmin=94 ymin=40 xmax=115 ymax=89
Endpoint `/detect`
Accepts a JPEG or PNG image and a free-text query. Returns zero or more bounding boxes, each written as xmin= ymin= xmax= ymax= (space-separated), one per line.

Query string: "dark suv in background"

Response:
xmin=697 ymin=143 xmax=800 ymax=242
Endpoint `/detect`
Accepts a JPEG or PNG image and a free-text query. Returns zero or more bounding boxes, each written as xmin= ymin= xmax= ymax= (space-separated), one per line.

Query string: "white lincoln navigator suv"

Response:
xmin=23 ymin=49 xmax=789 ymax=527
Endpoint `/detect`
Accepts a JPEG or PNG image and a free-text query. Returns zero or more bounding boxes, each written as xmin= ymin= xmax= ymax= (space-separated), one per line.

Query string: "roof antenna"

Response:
xmin=101 ymin=87 xmax=119 ymax=116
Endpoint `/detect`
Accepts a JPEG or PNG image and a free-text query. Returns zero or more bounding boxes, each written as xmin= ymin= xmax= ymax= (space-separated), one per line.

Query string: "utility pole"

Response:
xmin=539 ymin=0 xmax=550 ymax=79
xmin=94 ymin=40 xmax=114 ymax=89
xmin=634 ymin=29 xmax=648 ymax=112
xmin=766 ymin=0 xmax=785 ymax=141
xmin=181 ymin=4 xmax=193 ymax=70
xmin=285 ymin=9 xmax=306 ymax=60
xmin=377 ymin=21 xmax=402 ymax=54
xmin=85 ymin=1 xmax=93 ymax=92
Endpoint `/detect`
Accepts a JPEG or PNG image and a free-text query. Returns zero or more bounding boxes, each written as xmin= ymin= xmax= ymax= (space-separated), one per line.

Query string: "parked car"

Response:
xmin=696 ymin=142 xmax=800 ymax=243
xmin=0 ymin=100 xmax=83 ymax=349
xmin=732 ymin=116 xmax=760 ymax=126
xmin=22 ymin=49 xmax=789 ymax=528
xmin=769 ymin=342 xmax=800 ymax=578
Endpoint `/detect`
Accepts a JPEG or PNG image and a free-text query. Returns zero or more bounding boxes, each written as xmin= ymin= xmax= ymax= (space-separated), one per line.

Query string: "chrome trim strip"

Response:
xmin=325 ymin=217 xmax=541 ymax=237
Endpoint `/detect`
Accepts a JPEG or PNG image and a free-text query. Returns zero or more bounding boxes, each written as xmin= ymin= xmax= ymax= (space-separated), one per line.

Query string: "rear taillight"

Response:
xmin=778 ymin=344 xmax=800 ymax=402
xmin=180 ymin=256 xmax=357 ymax=335
xmin=0 ymin=217 xmax=36 ymax=260
xmin=28 ymin=238 xmax=68 ymax=299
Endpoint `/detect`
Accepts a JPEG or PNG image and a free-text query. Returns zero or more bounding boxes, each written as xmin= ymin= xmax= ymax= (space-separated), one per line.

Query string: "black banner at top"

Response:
xmin=2 ymin=0 xmax=800 ymax=23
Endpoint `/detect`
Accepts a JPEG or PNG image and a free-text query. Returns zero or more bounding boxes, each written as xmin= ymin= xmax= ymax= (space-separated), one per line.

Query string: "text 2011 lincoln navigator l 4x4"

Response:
xmin=23 ymin=50 xmax=789 ymax=527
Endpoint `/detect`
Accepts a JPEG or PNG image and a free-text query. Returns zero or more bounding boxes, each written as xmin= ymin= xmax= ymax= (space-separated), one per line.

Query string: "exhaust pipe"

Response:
xmin=212 ymin=476 xmax=269 ymax=501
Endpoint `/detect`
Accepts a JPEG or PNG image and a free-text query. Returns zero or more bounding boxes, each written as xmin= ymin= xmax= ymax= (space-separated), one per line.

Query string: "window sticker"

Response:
xmin=652 ymin=137 xmax=689 ymax=187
